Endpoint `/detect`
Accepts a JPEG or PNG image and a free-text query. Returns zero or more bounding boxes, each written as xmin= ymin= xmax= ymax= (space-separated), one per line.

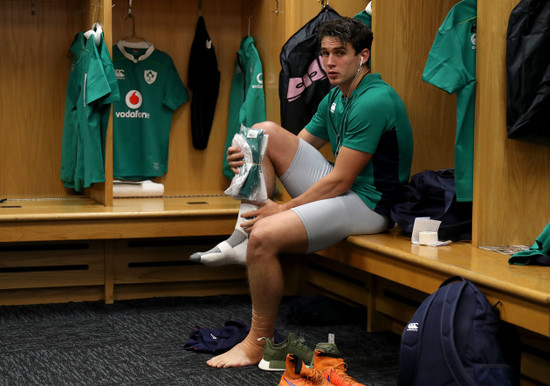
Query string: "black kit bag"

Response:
xmin=506 ymin=0 xmax=550 ymax=146
xmin=397 ymin=277 xmax=521 ymax=386
xmin=390 ymin=169 xmax=472 ymax=241
xmin=279 ymin=5 xmax=340 ymax=134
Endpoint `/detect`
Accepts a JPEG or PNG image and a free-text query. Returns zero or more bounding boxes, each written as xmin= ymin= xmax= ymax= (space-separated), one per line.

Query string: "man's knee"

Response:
xmin=252 ymin=121 xmax=283 ymax=137
xmin=252 ymin=120 xmax=299 ymax=177
xmin=247 ymin=223 xmax=278 ymax=263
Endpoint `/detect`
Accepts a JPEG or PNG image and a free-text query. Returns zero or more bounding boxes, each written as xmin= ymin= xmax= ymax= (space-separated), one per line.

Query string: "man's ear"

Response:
xmin=361 ymin=48 xmax=371 ymax=64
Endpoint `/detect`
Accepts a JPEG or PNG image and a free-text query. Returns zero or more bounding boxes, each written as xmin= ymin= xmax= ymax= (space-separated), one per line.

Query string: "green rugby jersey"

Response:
xmin=354 ymin=4 xmax=372 ymax=67
xmin=305 ymin=73 xmax=413 ymax=216
xmin=61 ymin=30 xmax=119 ymax=192
xmin=422 ymin=0 xmax=477 ymax=202
xmin=112 ymin=41 xmax=189 ymax=180
xmin=222 ymin=36 xmax=266 ymax=180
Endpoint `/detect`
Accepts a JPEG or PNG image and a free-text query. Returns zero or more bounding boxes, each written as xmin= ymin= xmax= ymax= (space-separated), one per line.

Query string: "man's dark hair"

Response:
xmin=317 ymin=17 xmax=373 ymax=54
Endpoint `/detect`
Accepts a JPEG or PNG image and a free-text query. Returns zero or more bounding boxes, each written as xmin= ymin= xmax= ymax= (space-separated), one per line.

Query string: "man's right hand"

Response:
xmin=227 ymin=146 xmax=244 ymax=174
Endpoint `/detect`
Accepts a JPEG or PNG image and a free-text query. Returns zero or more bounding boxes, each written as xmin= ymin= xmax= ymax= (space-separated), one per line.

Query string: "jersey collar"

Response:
xmin=348 ymin=72 xmax=381 ymax=99
xmin=117 ymin=40 xmax=155 ymax=63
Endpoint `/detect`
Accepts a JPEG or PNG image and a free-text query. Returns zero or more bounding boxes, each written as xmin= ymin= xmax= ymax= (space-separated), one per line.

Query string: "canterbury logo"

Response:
xmin=407 ymin=322 xmax=419 ymax=332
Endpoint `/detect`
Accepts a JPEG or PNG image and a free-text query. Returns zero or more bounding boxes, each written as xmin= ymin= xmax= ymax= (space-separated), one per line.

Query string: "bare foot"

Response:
xmin=206 ymin=342 xmax=263 ymax=368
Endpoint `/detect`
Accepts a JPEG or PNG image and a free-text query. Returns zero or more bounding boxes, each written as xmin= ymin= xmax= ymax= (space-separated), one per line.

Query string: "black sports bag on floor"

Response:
xmin=397 ymin=277 xmax=521 ymax=386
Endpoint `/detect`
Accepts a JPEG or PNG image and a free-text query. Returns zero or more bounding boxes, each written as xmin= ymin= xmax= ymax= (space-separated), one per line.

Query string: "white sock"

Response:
xmin=189 ymin=203 xmax=257 ymax=266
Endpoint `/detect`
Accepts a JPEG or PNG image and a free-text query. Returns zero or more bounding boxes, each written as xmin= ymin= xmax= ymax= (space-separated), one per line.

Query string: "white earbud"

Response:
xmin=359 ymin=57 xmax=364 ymax=67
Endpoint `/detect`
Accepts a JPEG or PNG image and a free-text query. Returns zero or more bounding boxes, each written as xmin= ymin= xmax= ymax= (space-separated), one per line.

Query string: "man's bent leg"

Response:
xmin=190 ymin=122 xmax=300 ymax=267
xmin=206 ymin=210 xmax=308 ymax=368
xmin=254 ymin=121 xmax=301 ymax=177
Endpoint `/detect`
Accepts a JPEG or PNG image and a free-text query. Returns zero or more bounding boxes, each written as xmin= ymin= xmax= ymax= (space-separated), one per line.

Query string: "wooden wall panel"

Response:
xmin=372 ymin=0 xmax=457 ymax=176
xmin=473 ymin=0 xmax=550 ymax=246
xmin=0 ymin=0 xmax=86 ymax=198
xmin=286 ymin=0 xmax=369 ymax=31
xmin=248 ymin=0 xmax=286 ymax=123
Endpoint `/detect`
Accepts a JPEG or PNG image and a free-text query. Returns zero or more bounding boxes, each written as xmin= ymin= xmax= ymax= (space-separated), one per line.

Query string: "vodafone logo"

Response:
xmin=116 ymin=90 xmax=150 ymax=119
xmin=252 ymin=73 xmax=263 ymax=89
xmin=125 ymin=90 xmax=143 ymax=109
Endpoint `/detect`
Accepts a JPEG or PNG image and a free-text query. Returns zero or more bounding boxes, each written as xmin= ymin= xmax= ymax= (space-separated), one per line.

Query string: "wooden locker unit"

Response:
xmin=371 ymin=0 xmax=550 ymax=248
xmin=111 ymin=0 xmax=243 ymax=197
xmin=1 ymin=1 xmax=549 ymax=381
xmin=0 ymin=0 xmax=91 ymax=200
xmin=0 ymin=0 xmax=249 ymax=202
xmin=474 ymin=0 xmax=550 ymax=247
xmin=0 ymin=0 xmax=253 ymax=304
xmin=0 ymin=0 xmax=548 ymax=302
xmin=0 ymin=0 xmax=111 ymax=205
xmin=371 ymin=0 xmax=459 ymax=176
xmin=0 ymin=1 xmax=546 ymax=242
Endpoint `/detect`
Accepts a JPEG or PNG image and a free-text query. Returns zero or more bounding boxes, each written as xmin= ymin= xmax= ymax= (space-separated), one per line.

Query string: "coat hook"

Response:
xmin=248 ymin=4 xmax=253 ymax=36
xmin=270 ymin=0 xmax=279 ymax=14
xmin=91 ymin=0 xmax=101 ymax=23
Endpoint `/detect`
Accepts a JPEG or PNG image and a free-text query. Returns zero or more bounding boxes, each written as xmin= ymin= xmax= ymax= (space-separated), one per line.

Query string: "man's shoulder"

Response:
xmin=357 ymin=74 xmax=394 ymax=95
xmin=353 ymin=78 xmax=409 ymax=122
xmin=355 ymin=79 xmax=398 ymax=108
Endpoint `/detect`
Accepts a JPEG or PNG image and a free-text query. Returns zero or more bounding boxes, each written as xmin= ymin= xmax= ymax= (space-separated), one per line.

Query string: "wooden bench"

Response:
xmin=307 ymin=229 xmax=550 ymax=384
xmin=0 ymin=196 xmax=240 ymax=242
xmin=0 ymin=196 xmax=249 ymax=305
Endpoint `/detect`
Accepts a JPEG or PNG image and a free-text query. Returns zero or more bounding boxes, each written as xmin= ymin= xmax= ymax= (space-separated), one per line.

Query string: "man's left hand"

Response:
xmin=240 ymin=200 xmax=285 ymax=233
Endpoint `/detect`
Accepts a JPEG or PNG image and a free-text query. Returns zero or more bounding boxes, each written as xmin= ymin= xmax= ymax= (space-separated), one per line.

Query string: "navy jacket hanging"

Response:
xmin=188 ymin=16 xmax=220 ymax=150
xmin=506 ymin=0 xmax=550 ymax=147
xmin=279 ymin=5 xmax=340 ymax=135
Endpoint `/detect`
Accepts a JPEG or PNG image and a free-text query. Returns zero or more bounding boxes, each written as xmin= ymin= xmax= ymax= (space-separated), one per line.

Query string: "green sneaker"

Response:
xmin=314 ymin=333 xmax=340 ymax=354
xmin=258 ymin=333 xmax=314 ymax=372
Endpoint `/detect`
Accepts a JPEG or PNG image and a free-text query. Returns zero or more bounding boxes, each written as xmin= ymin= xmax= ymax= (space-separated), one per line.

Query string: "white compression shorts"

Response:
xmin=280 ymin=139 xmax=389 ymax=253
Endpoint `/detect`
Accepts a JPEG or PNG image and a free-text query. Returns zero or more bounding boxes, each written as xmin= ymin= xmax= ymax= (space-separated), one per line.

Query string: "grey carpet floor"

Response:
xmin=0 ymin=295 xmax=400 ymax=385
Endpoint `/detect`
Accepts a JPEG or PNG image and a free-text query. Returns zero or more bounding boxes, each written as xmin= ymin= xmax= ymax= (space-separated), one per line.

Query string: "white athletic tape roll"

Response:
xmin=419 ymin=231 xmax=438 ymax=245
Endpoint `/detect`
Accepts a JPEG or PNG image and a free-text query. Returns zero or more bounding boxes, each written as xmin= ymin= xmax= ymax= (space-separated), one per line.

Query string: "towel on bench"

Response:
xmin=509 ymin=223 xmax=550 ymax=266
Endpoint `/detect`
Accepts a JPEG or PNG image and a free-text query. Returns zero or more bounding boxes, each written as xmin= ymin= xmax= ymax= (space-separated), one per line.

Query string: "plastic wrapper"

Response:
xmin=224 ymin=125 xmax=269 ymax=203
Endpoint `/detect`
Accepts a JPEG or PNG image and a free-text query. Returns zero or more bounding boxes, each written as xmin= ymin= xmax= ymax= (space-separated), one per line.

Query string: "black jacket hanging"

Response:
xmin=506 ymin=0 xmax=550 ymax=147
xmin=279 ymin=5 xmax=340 ymax=135
xmin=188 ymin=16 xmax=220 ymax=150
